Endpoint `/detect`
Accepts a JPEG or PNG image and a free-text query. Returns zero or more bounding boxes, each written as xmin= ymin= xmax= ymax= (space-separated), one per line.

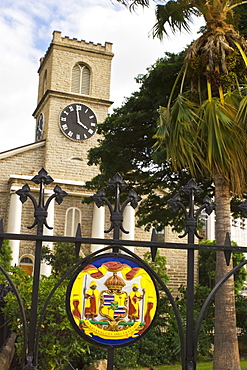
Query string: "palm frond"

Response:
xmin=236 ymin=94 xmax=247 ymax=130
xmin=155 ymin=106 xmax=170 ymax=140
xmin=233 ymin=41 xmax=247 ymax=67
xmin=198 ymin=98 xmax=247 ymax=193
xmin=152 ymin=1 xmax=200 ymax=39
xmin=224 ymin=90 xmax=242 ymax=109
xmin=156 ymin=95 xmax=203 ymax=174
xmin=115 ymin=0 xmax=150 ymax=10
xmin=167 ymin=64 xmax=186 ymax=108
xmin=156 ymin=94 xmax=247 ymax=194
xmin=228 ymin=0 xmax=247 ymax=11
xmin=206 ymin=65 xmax=213 ymax=101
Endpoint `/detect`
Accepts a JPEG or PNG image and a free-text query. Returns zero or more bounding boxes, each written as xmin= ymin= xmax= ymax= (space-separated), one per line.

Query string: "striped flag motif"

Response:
xmin=102 ymin=293 xmax=126 ymax=318
xmin=103 ymin=294 xmax=115 ymax=306
xmin=113 ymin=307 xmax=126 ymax=318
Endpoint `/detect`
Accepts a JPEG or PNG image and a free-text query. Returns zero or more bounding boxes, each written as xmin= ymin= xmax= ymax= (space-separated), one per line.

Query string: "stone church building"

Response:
xmin=0 ymin=31 xmax=191 ymax=290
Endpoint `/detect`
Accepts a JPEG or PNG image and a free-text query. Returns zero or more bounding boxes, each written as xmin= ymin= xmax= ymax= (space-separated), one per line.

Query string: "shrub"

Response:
xmin=0 ymin=240 xmax=12 ymax=271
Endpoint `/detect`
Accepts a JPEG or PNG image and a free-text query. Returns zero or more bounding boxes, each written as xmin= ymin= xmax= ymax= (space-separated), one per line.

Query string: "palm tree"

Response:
xmin=117 ymin=0 xmax=247 ymax=369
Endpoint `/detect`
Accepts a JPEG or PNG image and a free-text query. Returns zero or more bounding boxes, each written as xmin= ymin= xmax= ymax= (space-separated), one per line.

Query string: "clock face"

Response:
xmin=36 ymin=113 xmax=44 ymax=141
xmin=59 ymin=103 xmax=97 ymax=141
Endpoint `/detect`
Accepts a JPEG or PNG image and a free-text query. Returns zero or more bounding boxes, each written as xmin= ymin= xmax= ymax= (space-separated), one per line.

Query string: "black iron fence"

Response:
xmin=0 ymin=168 xmax=246 ymax=370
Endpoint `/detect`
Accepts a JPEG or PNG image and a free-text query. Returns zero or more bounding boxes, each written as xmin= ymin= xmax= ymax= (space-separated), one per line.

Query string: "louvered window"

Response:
xmin=65 ymin=207 xmax=81 ymax=236
xmin=71 ymin=64 xmax=90 ymax=95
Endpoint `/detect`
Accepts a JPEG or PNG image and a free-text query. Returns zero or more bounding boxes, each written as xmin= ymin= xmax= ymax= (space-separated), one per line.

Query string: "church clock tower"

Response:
xmin=33 ymin=31 xmax=114 ymax=182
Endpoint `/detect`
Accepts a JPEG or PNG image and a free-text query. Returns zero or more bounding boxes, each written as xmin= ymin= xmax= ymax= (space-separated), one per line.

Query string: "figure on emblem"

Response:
xmin=128 ymin=283 xmax=144 ymax=322
xmin=72 ymin=298 xmax=83 ymax=329
xmin=84 ymin=281 xmax=99 ymax=319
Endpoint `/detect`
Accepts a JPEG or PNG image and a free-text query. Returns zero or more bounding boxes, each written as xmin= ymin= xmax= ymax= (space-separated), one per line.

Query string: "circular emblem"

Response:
xmin=66 ymin=254 xmax=159 ymax=347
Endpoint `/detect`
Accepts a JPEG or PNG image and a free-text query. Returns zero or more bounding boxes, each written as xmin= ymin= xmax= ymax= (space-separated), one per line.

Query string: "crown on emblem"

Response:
xmin=104 ymin=272 xmax=126 ymax=291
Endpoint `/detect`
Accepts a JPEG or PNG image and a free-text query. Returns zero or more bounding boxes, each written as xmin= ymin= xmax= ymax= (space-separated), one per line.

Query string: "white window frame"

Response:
xmin=71 ymin=63 xmax=91 ymax=95
xmin=65 ymin=207 xmax=82 ymax=236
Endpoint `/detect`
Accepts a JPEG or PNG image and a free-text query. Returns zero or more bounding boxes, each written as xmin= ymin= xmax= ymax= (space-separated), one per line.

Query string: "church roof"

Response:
xmin=0 ymin=140 xmax=45 ymax=160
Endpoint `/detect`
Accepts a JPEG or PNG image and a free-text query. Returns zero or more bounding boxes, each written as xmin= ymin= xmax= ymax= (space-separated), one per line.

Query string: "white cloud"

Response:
xmin=0 ymin=0 xmax=204 ymax=152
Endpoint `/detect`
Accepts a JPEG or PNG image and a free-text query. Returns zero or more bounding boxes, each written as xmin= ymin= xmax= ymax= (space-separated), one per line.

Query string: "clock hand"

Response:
xmin=76 ymin=107 xmax=88 ymax=130
xmin=76 ymin=108 xmax=82 ymax=124
xmin=78 ymin=121 xmax=88 ymax=130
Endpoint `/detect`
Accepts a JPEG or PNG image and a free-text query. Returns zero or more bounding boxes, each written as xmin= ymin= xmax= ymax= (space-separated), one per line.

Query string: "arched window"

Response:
xmin=19 ymin=256 xmax=34 ymax=276
xmin=71 ymin=63 xmax=90 ymax=95
xmin=65 ymin=207 xmax=81 ymax=236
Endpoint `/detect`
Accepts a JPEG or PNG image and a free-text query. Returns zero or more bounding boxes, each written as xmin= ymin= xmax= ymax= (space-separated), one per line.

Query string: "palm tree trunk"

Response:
xmin=213 ymin=172 xmax=240 ymax=370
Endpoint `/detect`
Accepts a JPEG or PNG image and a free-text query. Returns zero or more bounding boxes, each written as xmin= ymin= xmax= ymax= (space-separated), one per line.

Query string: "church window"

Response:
xmin=65 ymin=207 xmax=81 ymax=236
xmin=71 ymin=63 xmax=90 ymax=95
xmin=156 ymin=229 xmax=164 ymax=242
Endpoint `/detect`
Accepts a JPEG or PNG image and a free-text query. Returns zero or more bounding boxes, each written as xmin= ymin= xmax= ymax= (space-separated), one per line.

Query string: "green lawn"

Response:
xmin=155 ymin=359 xmax=247 ymax=370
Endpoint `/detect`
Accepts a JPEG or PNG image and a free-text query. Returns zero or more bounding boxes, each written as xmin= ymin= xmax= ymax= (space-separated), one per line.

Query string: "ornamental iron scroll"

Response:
xmin=0 ymin=170 xmax=246 ymax=370
xmin=167 ymin=179 xmax=216 ymax=240
xmin=92 ymin=172 xmax=142 ymax=241
xmin=16 ymin=168 xmax=67 ymax=234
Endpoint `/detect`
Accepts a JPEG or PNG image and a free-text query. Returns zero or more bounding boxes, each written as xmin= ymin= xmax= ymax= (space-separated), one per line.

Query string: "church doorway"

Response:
xmin=19 ymin=256 xmax=34 ymax=276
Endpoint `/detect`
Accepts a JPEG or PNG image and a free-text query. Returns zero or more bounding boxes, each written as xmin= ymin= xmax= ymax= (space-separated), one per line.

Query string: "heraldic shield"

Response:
xmin=66 ymin=253 xmax=159 ymax=347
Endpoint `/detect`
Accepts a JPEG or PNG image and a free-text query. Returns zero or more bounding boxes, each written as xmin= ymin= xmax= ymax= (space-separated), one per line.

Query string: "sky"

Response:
xmin=0 ymin=0 xmax=204 ymax=152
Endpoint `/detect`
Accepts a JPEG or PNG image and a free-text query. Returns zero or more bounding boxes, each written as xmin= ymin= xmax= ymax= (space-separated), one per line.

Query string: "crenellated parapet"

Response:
xmin=40 ymin=31 xmax=113 ymax=66
xmin=53 ymin=30 xmax=112 ymax=52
